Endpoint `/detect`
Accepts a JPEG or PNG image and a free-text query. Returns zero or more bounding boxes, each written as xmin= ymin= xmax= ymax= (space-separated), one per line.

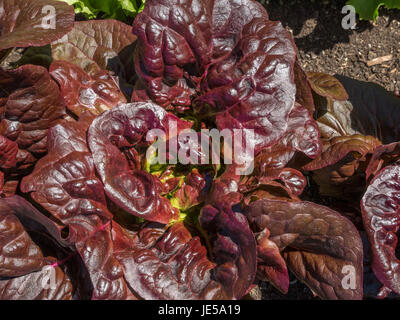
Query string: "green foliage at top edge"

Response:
xmin=347 ymin=0 xmax=400 ymax=21
xmin=55 ymin=0 xmax=146 ymax=22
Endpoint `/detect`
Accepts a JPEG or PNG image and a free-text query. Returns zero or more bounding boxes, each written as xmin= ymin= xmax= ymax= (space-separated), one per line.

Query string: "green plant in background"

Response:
xmin=347 ymin=0 xmax=400 ymax=21
xmin=56 ymin=0 xmax=145 ymax=21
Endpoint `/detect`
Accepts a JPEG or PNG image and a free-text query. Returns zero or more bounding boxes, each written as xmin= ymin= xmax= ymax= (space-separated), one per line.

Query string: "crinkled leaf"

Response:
xmin=0 ymin=135 xmax=18 ymax=169
xmin=0 ymin=0 xmax=74 ymax=51
xmin=0 ymin=196 xmax=70 ymax=247
xmin=0 ymin=196 xmax=73 ymax=300
xmin=162 ymin=132 xmax=213 ymax=168
xmin=0 ymin=179 xmax=19 ymax=197
xmin=313 ymin=75 xmax=400 ymax=155
xmin=19 ymin=112 xmax=137 ymax=299
xmin=308 ymin=72 xmax=349 ymax=101
xmin=51 ymin=20 xmax=137 ymax=83
xmin=241 ymin=166 xmax=306 ymax=200
xmin=239 ymin=103 xmax=321 ymax=186
xmin=238 ymin=118 xmax=311 ymax=199
xmin=206 ymin=165 xmax=243 ymax=208
xmin=304 ymin=135 xmax=381 ymax=199
xmin=0 ymin=65 xmax=66 ymax=169
xmin=279 ymin=103 xmax=322 ymax=160
xmin=256 ymin=228 xmax=289 ymax=294
xmin=361 ymin=165 xmax=400 ymax=294
xmin=0 ymin=264 xmax=73 ymax=300
xmin=200 ymin=204 xmax=257 ymax=299
xmin=75 ymin=223 xmax=138 ymax=300
xmin=250 ymin=146 xmax=295 ymax=173
xmin=19 ymin=114 xmax=134 ymax=299
xmin=112 ymin=221 xmax=227 ymax=300
xmin=201 ymin=167 xmax=257 ymax=299
xmin=243 ymin=183 xmax=300 ymax=204
xmin=277 ymin=169 xmax=307 ymax=196
xmin=0 ymin=199 xmax=45 ymax=277
xmin=304 ymin=134 xmax=381 ymax=171
xmin=172 ymin=169 xmax=206 ymax=211
xmin=50 ymin=60 xmax=126 ymax=117
xmin=245 ymin=199 xmax=364 ymax=300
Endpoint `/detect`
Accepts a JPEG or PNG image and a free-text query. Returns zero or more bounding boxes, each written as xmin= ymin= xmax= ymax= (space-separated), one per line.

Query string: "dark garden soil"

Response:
xmin=262 ymin=0 xmax=400 ymax=93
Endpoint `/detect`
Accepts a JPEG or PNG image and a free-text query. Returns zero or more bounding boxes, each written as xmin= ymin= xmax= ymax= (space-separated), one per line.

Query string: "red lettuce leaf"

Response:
xmin=0 ymin=264 xmax=73 ymax=300
xmin=206 ymin=165 xmax=243 ymax=208
xmin=256 ymin=228 xmax=289 ymax=294
xmin=366 ymin=142 xmax=400 ymax=180
xmin=173 ymin=169 xmax=207 ymax=211
xmin=237 ymin=113 xmax=312 ymax=200
xmin=112 ymin=221 xmax=227 ymax=300
xmin=21 ymin=114 xmax=113 ymax=244
xmin=20 ymin=114 xmax=136 ymax=300
xmin=0 ymin=64 xmax=66 ymax=170
xmin=294 ymin=60 xmax=315 ymax=113
xmin=243 ymin=183 xmax=300 ymax=203
xmin=200 ymin=204 xmax=257 ymax=299
xmin=75 ymin=223 xmax=138 ymax=300
xmin=0 ymin=0 xmax=74 ymax=51
xmin=0 ymin=135 xmax=18 ymax=169
xmin=162 ymin=132 xmax=214 ymax=167
xmin=245 ymin=199 xmax=364 ymax=300
xmin=133 ymin=0 xmax=269 ymax=109
xmin=304 ymin=134 xmax=381 ymax=171
xmin=307 ymin=72 xmax=349 ymax=101
xmin=241 ymin=166 xmax=306 ymax=200
xmin=200 ymin=166 xmax=257 ymax=299
xmin=361 ymin=165 xmax=400 ymax=294
xmin=0 ymin=196 xmax=73 ymax=300
xmin=0 ymin=179 xmax=18 ymax=197
xmin=19 ymin=114 xmax=138 ymax=300
xmin=0 ymin=199 xmax=46 ymax=277
xmin=304 ymin=135 xmax=381 ymax=199
xmin=237 ymin=102 xmax=321 ymax=190
xmin=50 ymin=60 xmax=127 ymax=117
xmin=315 ymin=96 xmax=361 ymax=141
xmin=278 ymin=103 xmax=322 ymax=160
xmin=198 ymin=16 xmax=297 ymax=153
xmin=277 ymin=169 xmax=307 ymax=196
xmin=313 ymin=75 xmax=400 ymax=147
xmin=0 ymin=196 xmax=70 ymax=247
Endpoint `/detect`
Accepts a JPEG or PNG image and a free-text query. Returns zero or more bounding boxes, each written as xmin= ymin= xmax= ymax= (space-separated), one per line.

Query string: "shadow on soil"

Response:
xmin=263 ymin=0 xmax=400 ymax=54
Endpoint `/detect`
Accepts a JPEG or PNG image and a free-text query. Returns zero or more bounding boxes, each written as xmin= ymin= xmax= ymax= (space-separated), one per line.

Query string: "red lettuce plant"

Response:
xmin=1 ymin=0 xmax=400 ymax=301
